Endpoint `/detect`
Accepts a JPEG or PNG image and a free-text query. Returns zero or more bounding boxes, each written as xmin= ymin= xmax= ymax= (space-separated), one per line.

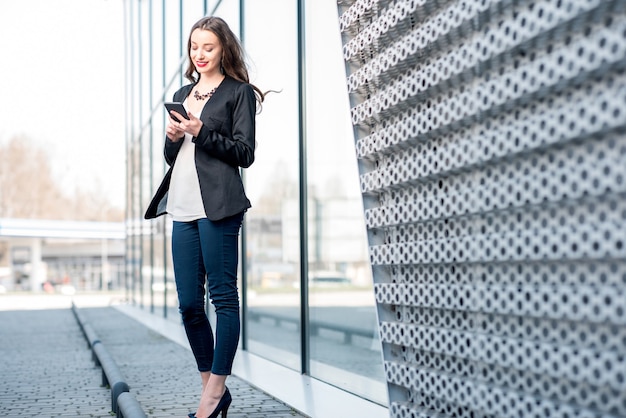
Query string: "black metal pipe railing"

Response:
xmin=247 ymin=309 xmax=376 ymax=345
xmin=71 ymin=303 xmax=146 ymax=418
xmin=117 ymin=392 xmax=147 ymax=418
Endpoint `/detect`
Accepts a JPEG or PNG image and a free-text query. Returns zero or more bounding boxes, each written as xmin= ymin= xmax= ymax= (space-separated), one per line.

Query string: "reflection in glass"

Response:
xmin=243 ymin=0 xmax=302 ymax=371
xmin=245 ymin=193 xmax=301 ymax=370
xmin=305 ymin=0 xmax=386 ymax=404
xmin=307 ymin=196 xmax=386 ymax=403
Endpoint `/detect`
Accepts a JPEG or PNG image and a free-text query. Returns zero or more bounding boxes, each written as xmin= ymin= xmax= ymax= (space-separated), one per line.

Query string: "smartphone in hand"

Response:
xmin=164 ymin=102 xmax=189 ymax=123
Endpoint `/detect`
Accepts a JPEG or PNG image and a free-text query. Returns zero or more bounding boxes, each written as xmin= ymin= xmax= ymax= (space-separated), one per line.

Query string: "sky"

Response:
xmin=0 ymin=0 xmax=126 ymax=209
xmin=0 ymin=0 xmax=358 ymax=212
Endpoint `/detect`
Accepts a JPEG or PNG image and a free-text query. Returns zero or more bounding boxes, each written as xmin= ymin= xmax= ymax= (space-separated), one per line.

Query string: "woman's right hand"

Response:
xmin=166 ymin=115 xmax=186 ymax=142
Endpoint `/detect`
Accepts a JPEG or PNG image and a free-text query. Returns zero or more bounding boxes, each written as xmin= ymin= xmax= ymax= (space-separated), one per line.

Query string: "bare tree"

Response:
xmin=253 ymin=159 xmax=298 ymax=215
xmin=0 ymin=136 xmax=123 ymax=221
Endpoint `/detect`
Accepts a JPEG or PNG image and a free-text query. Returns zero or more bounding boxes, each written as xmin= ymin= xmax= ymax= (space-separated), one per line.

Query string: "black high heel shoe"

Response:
xmin=200 ymin=387 xmax=232 ymax=418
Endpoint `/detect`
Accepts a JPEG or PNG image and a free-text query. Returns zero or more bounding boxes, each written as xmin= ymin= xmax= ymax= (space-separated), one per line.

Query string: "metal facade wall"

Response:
xmin=336 ymin=1 xmax=626 ymax=416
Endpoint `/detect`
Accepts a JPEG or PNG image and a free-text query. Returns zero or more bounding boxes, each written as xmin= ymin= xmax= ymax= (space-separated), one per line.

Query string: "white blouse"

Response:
xmin=166 ymin=104 xmax=206 ymax=222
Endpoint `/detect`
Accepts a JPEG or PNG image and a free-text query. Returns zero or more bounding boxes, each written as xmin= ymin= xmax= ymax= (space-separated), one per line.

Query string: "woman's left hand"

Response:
xmin=173 ymin=111 xmax=203 ymax=137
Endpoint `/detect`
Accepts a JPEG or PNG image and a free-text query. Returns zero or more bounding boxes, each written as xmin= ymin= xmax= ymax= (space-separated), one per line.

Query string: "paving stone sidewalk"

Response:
xmin=79 ymin=306 xmax=307 ymax=418
xmin=0 ymin=305 xmax=307 ymax=418
xmin=0 ymin=308 xmax=112 ymax=418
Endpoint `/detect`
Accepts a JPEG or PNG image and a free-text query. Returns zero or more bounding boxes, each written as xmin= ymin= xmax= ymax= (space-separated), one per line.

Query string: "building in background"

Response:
xmin=0 ymin=219 xmax=124 ymax=293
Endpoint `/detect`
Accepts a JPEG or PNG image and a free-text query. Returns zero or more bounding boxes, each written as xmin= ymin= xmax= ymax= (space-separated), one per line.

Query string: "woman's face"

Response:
xmin=190 ymin=29 xmax=222 ymax=77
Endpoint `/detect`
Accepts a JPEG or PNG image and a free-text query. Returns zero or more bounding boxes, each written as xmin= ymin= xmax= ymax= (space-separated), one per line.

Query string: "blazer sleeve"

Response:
xmin=164 ymin=137 xmax=183 ymax=165
xmin=192 ymin=83 xmax=256 ymax=168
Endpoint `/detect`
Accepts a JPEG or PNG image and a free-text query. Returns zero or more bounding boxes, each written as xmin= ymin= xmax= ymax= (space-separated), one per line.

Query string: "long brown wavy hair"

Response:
xmin=184 ymin=16 xmax=265 ymax=106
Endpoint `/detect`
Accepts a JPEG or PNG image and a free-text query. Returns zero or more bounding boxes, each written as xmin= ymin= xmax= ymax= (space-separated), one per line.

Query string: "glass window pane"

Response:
xmin=243 ymin=0 xmax=301 ymax=371
xmin=305 ymin=0 xmax=386 ymax=403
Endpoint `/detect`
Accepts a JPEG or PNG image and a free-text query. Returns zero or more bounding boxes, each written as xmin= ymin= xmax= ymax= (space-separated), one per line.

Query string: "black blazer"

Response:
xmin=144 ymin=76 xmax=256 ymax=221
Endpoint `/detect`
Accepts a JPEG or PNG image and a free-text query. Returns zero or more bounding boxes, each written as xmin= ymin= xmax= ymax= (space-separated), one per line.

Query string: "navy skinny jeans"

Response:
xmin=171 ymin=213 xmax=243 ymax=375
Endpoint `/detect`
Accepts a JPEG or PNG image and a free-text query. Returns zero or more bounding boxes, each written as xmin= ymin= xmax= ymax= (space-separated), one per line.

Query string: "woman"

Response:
xmin=145 ymin=16 xmax=264 ymax=418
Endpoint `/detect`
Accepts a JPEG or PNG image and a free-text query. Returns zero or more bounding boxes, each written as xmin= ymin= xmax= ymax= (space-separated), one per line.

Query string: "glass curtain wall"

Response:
xmin=124 ymin=0 xmax=385 ymax=404
xmin=303 ymin=2 xmax=385 ymax=402
xmin=239 ymin=0 xmax=302 ymax=369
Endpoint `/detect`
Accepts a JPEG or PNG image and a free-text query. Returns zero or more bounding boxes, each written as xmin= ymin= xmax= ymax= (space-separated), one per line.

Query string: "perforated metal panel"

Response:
xmin=336 ymin=0 xmax=626 ymax=416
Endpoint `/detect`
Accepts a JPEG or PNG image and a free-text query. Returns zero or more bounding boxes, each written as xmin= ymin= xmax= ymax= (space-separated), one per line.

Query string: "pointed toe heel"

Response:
xmin=206 ymin=387 xmax=232 ymax=418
